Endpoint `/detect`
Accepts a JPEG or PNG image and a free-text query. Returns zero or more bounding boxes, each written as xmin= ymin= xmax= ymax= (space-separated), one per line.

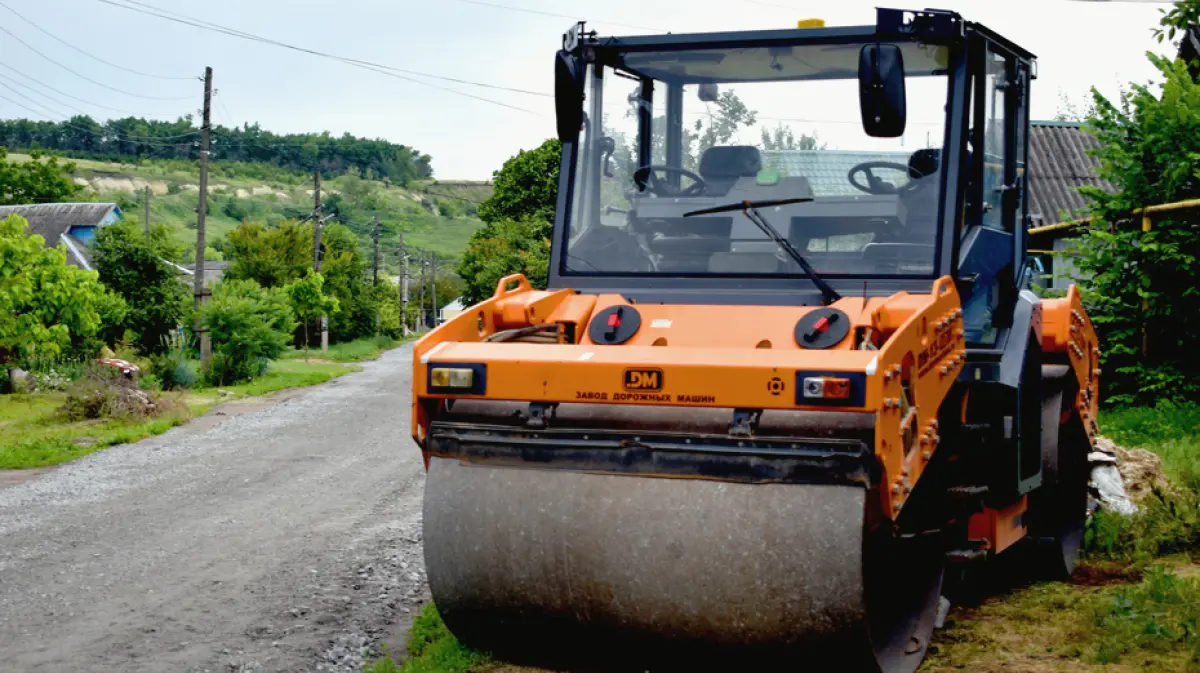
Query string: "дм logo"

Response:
xmin=624 ymin=368 xmax=664 ymax=391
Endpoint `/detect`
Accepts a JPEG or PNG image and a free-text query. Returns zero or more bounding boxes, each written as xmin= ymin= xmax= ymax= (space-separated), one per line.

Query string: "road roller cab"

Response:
xmin=411 ymin=9 xmax=1101 ymax=672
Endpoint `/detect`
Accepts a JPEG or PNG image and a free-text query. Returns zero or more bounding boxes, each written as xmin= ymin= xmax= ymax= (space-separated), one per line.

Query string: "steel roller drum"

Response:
xmin=423 ymin=456 xmax=942 ymax=672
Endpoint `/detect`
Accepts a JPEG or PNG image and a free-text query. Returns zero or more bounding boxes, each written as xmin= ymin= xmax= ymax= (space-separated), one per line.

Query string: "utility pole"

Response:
xmin=400 ymin=239 xmax=410 ymax=336
xmin=143 ymin=186 xmax=151 ymax=239
xmin=429 ymin=250 xmax=438 ymax=327
xmin=372 ymin=215 xmax=381 ymax=286
xmin=312 ymin=170 xmax=328 ymax=353
xmin=194 ymin=66 xmax=213 ymax=365
xmin=312 ymin=171 xmax=323 ymax=269
xmin=417 ymin=253 xmax=427 ymax=332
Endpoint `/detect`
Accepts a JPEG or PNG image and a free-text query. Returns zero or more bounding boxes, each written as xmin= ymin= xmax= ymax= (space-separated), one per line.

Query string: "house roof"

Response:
xmin=1027 ymin=121 xmax=1115 ymax=226
xmin=0 ymin=202 xmax=121 ymax=270
xmin=760 ymin=149 xmax=912 ymax=196
xmin=0 ymin=202 xmax=121 ymax=242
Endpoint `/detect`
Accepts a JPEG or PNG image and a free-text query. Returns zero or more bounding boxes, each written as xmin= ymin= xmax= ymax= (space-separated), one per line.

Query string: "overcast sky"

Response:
xmin=0 ymin=0 xmax=1180 ymax=180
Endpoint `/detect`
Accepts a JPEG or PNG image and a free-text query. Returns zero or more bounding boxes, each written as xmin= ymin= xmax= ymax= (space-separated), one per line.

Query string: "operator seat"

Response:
xmin=900 ymin=148 xmax=941 ymax=239
xmin=698 ymin=145 xmax=763 ymax=197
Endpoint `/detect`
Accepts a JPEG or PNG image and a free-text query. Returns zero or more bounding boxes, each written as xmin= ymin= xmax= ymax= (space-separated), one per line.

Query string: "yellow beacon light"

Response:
xmin=796 ymin=18 xmax=825 ymax=28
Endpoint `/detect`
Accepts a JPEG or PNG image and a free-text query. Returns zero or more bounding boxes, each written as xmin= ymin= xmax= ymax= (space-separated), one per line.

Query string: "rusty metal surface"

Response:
xmin=423 ymin=456 xmax=934 ymax=671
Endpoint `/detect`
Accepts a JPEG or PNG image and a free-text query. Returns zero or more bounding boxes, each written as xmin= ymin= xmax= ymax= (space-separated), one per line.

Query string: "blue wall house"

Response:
xmin=0 ymin=202 xmax=123 ymax=270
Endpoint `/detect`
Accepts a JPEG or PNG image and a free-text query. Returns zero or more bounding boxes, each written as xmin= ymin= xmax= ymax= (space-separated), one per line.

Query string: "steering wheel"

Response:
xmin=633 ymin=165 xmax=708 ymax=198
xmin=847 ymin=161 xmax=924 ymax=196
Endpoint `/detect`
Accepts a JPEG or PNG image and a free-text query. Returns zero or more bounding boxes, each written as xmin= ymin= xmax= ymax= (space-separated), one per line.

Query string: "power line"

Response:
xmin=0 ymin=24 xmax=195 ymax=101
xmin=0 ymin=95 xmax=199 ymax=146
xmin=0 ymin=0 xmax=193 ymax=81
xmin=0 ymin=82 xmax=67 ymax=118
xmin=445 ymin=0 xmax=664 ymax=32
xmin=0 ymin=63 xmax=181 ymax=117
xmin=93 ymin=0 xmax=551 ymax=107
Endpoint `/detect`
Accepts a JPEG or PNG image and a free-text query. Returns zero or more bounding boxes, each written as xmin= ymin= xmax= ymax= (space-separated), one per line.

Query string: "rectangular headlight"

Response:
xmin=431 ymin=367 xmax=474 ymax=389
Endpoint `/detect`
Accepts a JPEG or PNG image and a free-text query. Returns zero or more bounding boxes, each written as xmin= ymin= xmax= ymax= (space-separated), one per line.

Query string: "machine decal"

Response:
xmin=917 ymin=328 xmax=956 ymax=377
xmin=624 ymin=368 xmax=664 ymax=391
xmin=767 ymin=377 xmax=786 ymax=395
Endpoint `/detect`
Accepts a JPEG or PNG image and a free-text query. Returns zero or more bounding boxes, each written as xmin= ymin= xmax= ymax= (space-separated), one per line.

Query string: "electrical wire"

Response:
xmin=93 ymin=0 xmax=551 ymax=108
xmin=0 ymin=82 xmax=67 ymax=118
xmin=0 ymin=24 xmax=196 ymax=101
xmin=0 ymin=93 xmax=199 ymax=146
xmin=444 ymin=0 xmax=664 ymax=33
xmin=0 ymin=63 xmax=181 ymax=117
xmin=0 ymin=0 xmax=193 ymax=81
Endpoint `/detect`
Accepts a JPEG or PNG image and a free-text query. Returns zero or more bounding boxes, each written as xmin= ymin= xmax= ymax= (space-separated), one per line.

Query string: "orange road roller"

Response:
xmin=411 ymin=8 xmax=1101 ymax=672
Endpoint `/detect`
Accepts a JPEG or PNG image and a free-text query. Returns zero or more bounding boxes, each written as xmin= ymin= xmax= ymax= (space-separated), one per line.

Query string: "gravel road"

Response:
xmin=0 ymin=345 xmax=429 ymax=673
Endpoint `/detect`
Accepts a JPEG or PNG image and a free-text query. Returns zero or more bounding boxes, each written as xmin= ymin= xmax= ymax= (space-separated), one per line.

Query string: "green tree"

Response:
xmin=225 ymin=220 xmax=313 ymax=288
xmin=320 ymin=223 xmax=376 ymax=342
xmin=477 ymin=139 xmax=562 ymax=225
xmin=0 ymin=148 xmax=81 ymax=205
xmin=198 ymin=279 xmax=296 ymax=385
xmin=284 ymin=270 xmax=339 ymax=360
xmin=0 ymin=214 xmax=120 ymax=366
xmin=458 ymin=140 xmax=562 ymax=305
xmin=458 ymin=218 xmax=551 ymax=305
xmin=693 ymin=90 xmax=759 ymax=160
xmin=92 ymin=220 xmax=190 ymax=354
xmin=1073 ymin=52 xmax=1200 ymax=404
xmin=760 ymin=123 xmax=823 ymax=151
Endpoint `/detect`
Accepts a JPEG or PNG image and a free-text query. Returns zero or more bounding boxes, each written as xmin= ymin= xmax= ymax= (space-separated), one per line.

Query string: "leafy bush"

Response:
xmin=198 ymin=279 xmax=296 ymax=385
xmin=91 ymin=219 xmax=190 ymax=354
xmin=0 ymin=214 xmax=119 ymax=366
xmin=149 ymin=331 xmax=198 ymax=390
xmin=1074 ymin=54 xmax=1200 ymax=405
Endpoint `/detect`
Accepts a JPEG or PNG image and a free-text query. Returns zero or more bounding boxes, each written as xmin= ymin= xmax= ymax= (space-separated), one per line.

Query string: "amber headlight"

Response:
xmin=427 ymin=363 xmax=486 ymax=394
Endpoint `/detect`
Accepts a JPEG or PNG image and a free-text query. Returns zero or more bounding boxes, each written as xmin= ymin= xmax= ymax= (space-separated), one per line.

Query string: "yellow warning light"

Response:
xmin=796 ymin=18 xmax=825 ymax=28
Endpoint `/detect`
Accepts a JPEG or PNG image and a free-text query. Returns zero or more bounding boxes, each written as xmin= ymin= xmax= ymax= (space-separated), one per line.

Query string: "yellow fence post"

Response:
xmin=1141 ymin=213 xmax=1152 ymax=358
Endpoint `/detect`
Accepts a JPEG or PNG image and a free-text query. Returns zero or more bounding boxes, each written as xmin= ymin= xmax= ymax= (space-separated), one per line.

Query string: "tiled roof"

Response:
xmin=1027 ymin=121 xmax=1115 ymax=225
xmin=760 ymin=149 xmax=913 ymax=196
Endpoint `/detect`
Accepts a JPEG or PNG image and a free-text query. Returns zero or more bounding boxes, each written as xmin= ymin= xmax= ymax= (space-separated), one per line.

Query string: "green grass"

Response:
xmin=922 ymin=560 xmax=1200 ymax=672
xmin=1100 ymin=402 xmax=1200 ymax=490
xmin=283 ymin=335 xmax=406 ymax=363
xmin=0 ymin=392 xmax=192 ymax=469
xmin=0 ymin=360 xmax=356 ymax=470
xmin=364 ymin=603 xmax=490 ymax=673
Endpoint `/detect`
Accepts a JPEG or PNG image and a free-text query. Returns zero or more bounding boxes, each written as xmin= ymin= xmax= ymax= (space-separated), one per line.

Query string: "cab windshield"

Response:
xmin=564 ymin=40 xmax=950 ymax=278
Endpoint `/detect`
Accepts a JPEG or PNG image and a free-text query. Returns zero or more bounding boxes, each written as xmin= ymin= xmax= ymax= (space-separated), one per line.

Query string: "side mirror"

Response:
xmin=555 ymin=50 xmax=584 ymax=143
xmin=858 ymin=44 xmax=907 ymax=138
xmin=698 ymin=83 xmax=719 ymax=102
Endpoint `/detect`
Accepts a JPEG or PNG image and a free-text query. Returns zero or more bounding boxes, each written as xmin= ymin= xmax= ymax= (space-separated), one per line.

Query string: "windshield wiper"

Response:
xmin=683 ymin=198 xmax=842 ymax=305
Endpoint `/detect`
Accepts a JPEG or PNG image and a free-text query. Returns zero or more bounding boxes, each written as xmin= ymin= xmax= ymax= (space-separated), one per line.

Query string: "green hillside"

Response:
xmin=8 ymin=152 xmax=492 ymax=272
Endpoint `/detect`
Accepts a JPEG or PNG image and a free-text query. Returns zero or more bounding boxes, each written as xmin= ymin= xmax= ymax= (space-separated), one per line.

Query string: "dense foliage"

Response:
xmin=0 ymin=214 xmax=126 ymax=365
xmin=459 ymin=140 xmax=561 ymax=304
xmin=224 ymin=218 xmax=410 ymax=344
xmin=458 ymin=218 xmax=551 ymax=305
xmin=0 ymin=147 xmax=81 ymax=205
xmin=198 ymin=279 xmax=296 ymax=385
xmin=476 ymin=139 xmax=561 ymax=226
xmin=0 ymin=116 xmax=433 ymax=184
xmin=285 ymin=271 xmax=339 ymax=355
xmin=1074 ymin=53 xmax=1200 ymax=405
xmin=92 ymin=220 xmax=191 ymax=354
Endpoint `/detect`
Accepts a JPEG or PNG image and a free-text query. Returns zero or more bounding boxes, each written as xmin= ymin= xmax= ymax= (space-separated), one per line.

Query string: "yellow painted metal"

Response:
xmin=1028 ymin=197 xmax=1200 ymax=235
xmin=796 ymin=18 xmax=825 ymax=28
